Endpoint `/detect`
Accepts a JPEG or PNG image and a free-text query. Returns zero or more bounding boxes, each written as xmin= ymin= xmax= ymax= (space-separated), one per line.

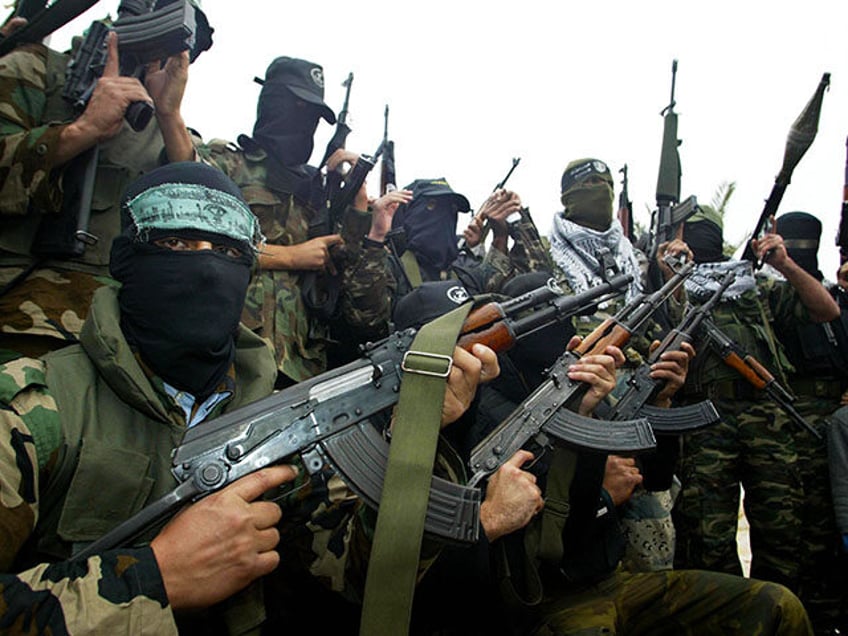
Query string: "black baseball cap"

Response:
xmin=256 ymin=56 xmax=336 ymax=124
xmin=404 ymin=178 xmax=470 ymax=212
xmin=393 ymin=280 xmax=472 ymax=330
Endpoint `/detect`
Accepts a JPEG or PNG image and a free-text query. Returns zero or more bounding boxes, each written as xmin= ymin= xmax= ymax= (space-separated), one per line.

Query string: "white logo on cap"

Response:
xmin=310 ymin=68 xmax=324 ymax=88
xmin=592 ymin=161 xmax=608 ymax=174
xmin=446 ymin=286 xmax=470 ymax=305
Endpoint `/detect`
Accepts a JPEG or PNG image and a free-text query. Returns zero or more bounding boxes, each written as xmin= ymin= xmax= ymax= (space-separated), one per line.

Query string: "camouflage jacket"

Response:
xmin=196 ymin=139 xmax=391 ymax=382
xmin=0 ymin=43 xmax=166 ymax=348
xmin=481 ymin=207 xmax=554 ymax=292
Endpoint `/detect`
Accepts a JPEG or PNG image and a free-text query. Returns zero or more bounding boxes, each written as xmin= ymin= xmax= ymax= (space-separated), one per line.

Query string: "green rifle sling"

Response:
xmin=359 ymin=302 xmax=472 ymax=635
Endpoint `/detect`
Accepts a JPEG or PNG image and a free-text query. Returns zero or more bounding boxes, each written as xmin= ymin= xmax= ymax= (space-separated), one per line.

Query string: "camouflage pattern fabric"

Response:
xmin=481 ymin=208 xmax=555 ymax=292
xmin=792 ymin=398 xmax=848 ymax=633
xmin=0 ymin=551 xmax=176 ymax=635
xmin=674 ymin=398 xmax=803 ymax=586
xmin=0 ymin=356 xmax=178 ymax=634
xmin=197 ymin=140 xmax=391 ymax=382
xmin=0 ymin=43 xmax=166 ymax=356
xmin=674 ymin=276 xmax=812 ymax=590
xmin=527 ymin=568 xmax=812 ymax=635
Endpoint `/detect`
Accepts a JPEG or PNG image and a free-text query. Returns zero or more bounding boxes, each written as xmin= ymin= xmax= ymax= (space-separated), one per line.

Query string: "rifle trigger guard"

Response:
xmin=401 ymin=351 xmax=453 ymax=378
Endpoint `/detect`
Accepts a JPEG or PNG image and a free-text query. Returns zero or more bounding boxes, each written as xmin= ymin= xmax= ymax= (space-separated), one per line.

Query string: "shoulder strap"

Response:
xmin=359 ymin=303 xmax=471 ymax=635
xmin=400 ymin=250 xmax=423 ymax=289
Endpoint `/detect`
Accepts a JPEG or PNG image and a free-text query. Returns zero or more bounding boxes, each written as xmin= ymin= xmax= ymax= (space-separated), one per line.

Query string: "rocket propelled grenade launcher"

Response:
xmin=742 ymin=72 xmax=831 ymax=268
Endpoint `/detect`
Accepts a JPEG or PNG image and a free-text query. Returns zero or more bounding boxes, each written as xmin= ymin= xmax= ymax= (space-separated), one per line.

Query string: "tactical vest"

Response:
xmin=781 ymin=288 xmax=848 ymax=386
xmin=19 ymin=324 xmax=275 ymax=566
xmin=0 ymin=45 xmax=166 ymax=270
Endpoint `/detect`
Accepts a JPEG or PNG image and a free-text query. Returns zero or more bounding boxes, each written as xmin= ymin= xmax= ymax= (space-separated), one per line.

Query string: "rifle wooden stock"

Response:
xmin=701 ymin=318 xmax=821 ymax=438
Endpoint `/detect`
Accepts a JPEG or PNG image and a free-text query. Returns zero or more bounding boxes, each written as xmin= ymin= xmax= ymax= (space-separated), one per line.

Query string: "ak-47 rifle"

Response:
xmin=647 ymin=60 xmax=700 ymax=272
xmin=0 ymin=0 xmax=99 ymax=57
xmin=699 ymin=318 xmax=821 ymax=439
xmin=618 ymin=164 xmax=633 ymax=242
xmin=467 ymin=258 xmax=695 ymax=486
xmin=380 ymin=104 xmax=396 ymax=195
xmin=838 ymin=136 xmax=848 ymax=265
xmin=741 ymin=73 xmax=831 ymax=268
xmin=73 ymin=271 xmax=650 ymax=558
xmin=603 ymin=271 xmax=735 ymax=433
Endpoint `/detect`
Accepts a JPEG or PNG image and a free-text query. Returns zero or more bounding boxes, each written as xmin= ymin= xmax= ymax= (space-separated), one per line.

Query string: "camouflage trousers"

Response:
xmin=528 ymin=568 xmax=811 ymax=635
xmin=673 ymin=398 xmax=803 ymax=587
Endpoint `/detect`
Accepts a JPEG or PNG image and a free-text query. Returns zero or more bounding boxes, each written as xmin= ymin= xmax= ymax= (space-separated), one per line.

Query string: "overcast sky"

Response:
xmin=49 ymin=0 xmax=848 ymax=279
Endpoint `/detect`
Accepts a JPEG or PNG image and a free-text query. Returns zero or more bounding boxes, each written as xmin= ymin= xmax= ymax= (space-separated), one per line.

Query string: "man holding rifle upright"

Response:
xmin=674 ymin=208 xmax=840 ymax=604
xmin=0 ymin=0 xmax=207 ymax=361
xmin=196 ymin=56 xmax=409 ymax=384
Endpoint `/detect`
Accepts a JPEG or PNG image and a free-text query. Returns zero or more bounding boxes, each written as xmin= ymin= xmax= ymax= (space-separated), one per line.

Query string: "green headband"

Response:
xmin=124 ymin=183 xmax=264 ymax=249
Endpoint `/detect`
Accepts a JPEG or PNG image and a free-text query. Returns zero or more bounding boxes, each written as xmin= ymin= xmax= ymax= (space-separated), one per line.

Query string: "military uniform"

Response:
xmin=0 ymin=285 xmax=400 ymax=633
xmin=779 ymin=283 xmax=848 ymax=631
xmin=197 ymin=139 xmax=391 ymax=383
xmin=0 ymin=42 xmax=166 ymax=357
xmin=674 ymin=266 xmax=812 ymax=588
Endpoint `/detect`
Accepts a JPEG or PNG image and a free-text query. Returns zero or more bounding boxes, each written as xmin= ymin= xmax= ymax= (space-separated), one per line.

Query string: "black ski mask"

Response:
xmin=111 ymin=234 xmax=252 ymax=398
xmin=252 ymin=84 xmax=321 ymax=167
xmin=394 ymin=197 xmax=460 ymax=276
xmin=111 ymin=162 xmax=262 ymax=398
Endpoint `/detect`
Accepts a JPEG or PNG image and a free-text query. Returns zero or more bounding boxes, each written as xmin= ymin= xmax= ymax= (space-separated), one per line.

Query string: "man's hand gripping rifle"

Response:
xmin=72 ymin=270 xmax=641 ymax=559
xmin=63 ymin=0 xmax=211 ymax=132
xmin=647 ymin=60 xmax=699 ymax=277
xmin=467 ymin=258 xmax=696 ymax=487
xmin=604 ymin=270 xmax=734 ymax=434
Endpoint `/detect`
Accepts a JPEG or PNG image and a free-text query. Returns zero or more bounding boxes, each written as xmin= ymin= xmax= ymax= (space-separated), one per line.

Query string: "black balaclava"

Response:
xmin=251 ymin=56 xmax=335 ymax=168
xmin=682 ymin=205 xmax=726 ymax=264
xmin=252 ymin=85 xmax=321 ymax=167
xmin=777 ymin=211 xmax=823 ymax=281
xmin=109 ymin=162 xmax=262 ymax=398
xmin=393 ymin=197 xmax=460 ymax=276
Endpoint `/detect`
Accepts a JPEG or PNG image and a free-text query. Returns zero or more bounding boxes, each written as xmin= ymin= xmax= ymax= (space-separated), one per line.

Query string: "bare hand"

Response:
xmin=151 ymin=465 xmax=297 ymax=610
xmin=0 ymin=16 xmax=26 ymax=37
xmin=145 ymin=50 xmax=189 ymax=118
xmin=480 ymin=450 xmax=543 ymax=541
xmin=441 ymin=344 xmax=499 ymax=426
xmin=566 ymin=335 xmax=624 ymax=416
xmin=462 ymin=215 xmax=485 ymax=248
xmin=479 ymin=189 xmax=522 ymax=238
xmin=73 ymin=32 xmax=154 ymax=142
xmin=649 ymin=340 xmax=695 ymax=407
xmin=261 ymin=235 xmax=344 ymax=273
xmin=326 ymin=148 xmax=359 ymax=173
xmin=603 ymin=455 xmax=643 ymax=506
xmin=751 ymin=216 xmax=788 ymax=269
xmin=368 ymin=189 xmax=412 ymax=241
xmin=656 ymin=238 xmax=693 ymax=279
